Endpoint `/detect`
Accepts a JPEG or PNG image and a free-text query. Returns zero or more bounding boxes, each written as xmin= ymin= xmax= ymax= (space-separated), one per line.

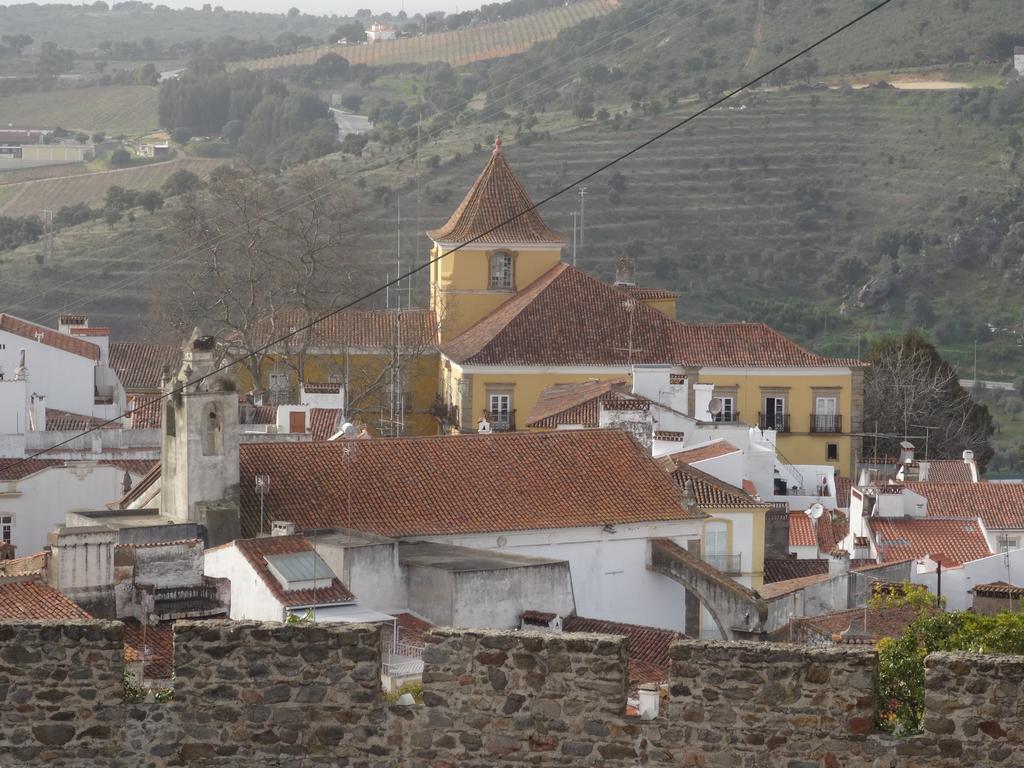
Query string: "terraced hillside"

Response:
xmin=0 ymin=157 xmax=223 ymax=217
xmin=236 ymin=0 xmax=619 ymax=70
xmin=0 ymin=86 xmax=160 ymax=135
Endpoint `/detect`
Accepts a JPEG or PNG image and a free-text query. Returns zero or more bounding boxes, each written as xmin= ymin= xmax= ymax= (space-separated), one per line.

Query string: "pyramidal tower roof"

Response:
xmin=427 ymin=138 xmax=566 ymax=246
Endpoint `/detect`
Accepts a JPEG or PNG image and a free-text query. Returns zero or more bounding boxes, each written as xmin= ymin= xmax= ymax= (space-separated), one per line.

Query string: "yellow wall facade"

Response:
xmin=697 ymin=371 xmax=857 ymax=477
xmin=430 ymin=242 xmax=562 ymax=343
xmin=236 ymin=350 xmax=440 ymax=436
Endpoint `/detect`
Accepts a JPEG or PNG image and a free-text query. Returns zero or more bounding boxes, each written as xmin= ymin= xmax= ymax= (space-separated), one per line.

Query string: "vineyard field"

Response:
xmin=0 ymin=157 xmax=223 ymax=216
xmin=1 ymin=85 xmax=160 ymax=135
xmin=235 ymin=0 xmax=619 ymax=71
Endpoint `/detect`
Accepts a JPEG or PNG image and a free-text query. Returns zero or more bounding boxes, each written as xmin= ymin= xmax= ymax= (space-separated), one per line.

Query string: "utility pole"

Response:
xmin=973 ymin=337 xmax=978 ymax=386
xmin=578 ymin=187 xmax=587 ymax=249
xmin=42 ymin=209 xmax=53 ymax=265
xmin=570 ymin=211 xmax=579 ymax=267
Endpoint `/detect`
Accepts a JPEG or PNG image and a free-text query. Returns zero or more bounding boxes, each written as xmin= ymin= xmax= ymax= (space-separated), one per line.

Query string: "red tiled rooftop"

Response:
xmin=310 ymin=408 xmax=343 ymax=440
xmin=666 ymin=440 xmax=741 ymax=465
xmin=393 ymin=612 xmax=434 ymax=645
xmin=45 ymin=408 xmax=117 ymax=432
xmin=778 ymin=605 xmax=927 ymax=646
xmin=0 ymin=458 xmax=66 ymax=481
xmin=788 ymin=512 xmax=817 ymax=548
xmin=869 ymin=516 xmax=992 ymax=566
xmin=562 ymin=615 xmax=682 ymax=684
xmin=441 ymin=264 xmax=861 ymax=368
xmin=0 ymin=551 xmax=49 ymax=577
xmin=615 ymin=286 xmax=680 ymax=302
xmin=243 ymin=308 xmax=437 ymax=352
xmin=921 ymin=460 xmax=975 ymax=483
xmin=903 ymin=482 xmax=1024 ymax=530
xmin=110 ymin=342 xmax=182 ymax=391
xmin=0 ymin=580 xmax=91 ymax=620
xmin=0 ymin=313 xmax=100 ymax=361
xmin=239 ymin=430 xmax=700 ymax=539
xmin=123 ymin=621 xmax=174 ymax=680
xmin=427 ymin=141 xmax=566 ymax=245
xmin=231 ymin=535 xmax=356 ymax=608
xmin=659 ymin=458 xmax=768 ymax=510
xmin=526 ymin=379 xmax=625 ymax=428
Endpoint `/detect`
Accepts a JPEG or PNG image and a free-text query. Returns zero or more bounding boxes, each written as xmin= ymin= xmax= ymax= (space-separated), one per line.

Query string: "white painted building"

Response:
xmin=367 ymin=22 xmax=396 ymax=41
xmin=1016 ymin=46 xmax=1024 ymax=77
xmin=0 ymin=460 xmax=151 ymax=555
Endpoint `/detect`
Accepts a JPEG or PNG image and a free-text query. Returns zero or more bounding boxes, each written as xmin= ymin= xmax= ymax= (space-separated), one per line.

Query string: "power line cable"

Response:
xmin=23 ymin=0 xmax=722 ymax=325
xmin=0 ymin=0 xmax=896 ymax=476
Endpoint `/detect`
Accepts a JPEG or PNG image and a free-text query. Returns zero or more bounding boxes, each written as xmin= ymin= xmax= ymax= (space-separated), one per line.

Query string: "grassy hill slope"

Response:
xmin=235 ymin=0 xmax=620 ymax=71
xmin=0 ymin=85 xmax=159 ymax=134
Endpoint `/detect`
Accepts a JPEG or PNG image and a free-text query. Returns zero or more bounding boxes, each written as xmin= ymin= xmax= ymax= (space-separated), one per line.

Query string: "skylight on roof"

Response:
xmin=265 ymin=551 xmax=335 ymax=592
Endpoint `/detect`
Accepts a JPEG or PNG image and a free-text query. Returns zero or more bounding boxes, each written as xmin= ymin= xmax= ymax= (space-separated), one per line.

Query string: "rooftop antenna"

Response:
xmin=396 ymin=194 xmax=402 ymax=312
xmin=255 ymin=474 xmax=270 ymax=534
xmin=578 ymin=186 xmax=587 ymax=249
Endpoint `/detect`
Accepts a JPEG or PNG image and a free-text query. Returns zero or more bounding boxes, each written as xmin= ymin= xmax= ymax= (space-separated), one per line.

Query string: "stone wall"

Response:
xmin=1 ymin=619 xmax=1023 ymax=767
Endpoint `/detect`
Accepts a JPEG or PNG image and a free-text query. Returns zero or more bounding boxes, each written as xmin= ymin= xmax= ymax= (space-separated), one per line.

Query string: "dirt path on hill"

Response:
xmin=744 ymin=0 xmax=765 ymax=70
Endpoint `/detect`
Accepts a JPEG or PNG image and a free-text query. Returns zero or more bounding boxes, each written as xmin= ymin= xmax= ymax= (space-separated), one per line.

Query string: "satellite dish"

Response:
xmin=707 ymin=398 xmax=723 ymax=417
xmin=805 ymin=503 xmax=824 ymax=521
xmin=341 ymin=422 xmax=357 ymax=438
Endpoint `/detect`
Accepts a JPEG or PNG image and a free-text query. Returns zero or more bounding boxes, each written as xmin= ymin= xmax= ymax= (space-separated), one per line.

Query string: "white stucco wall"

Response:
xmin=0 ymin=464 xmax=147 ymax=555
xmin=427 ymin=521 xmax=702 ymax=632
xmin=0 ymin=331 xmax=99 ymax=416
xmin=451 ymin=563 xmax=576 ymax=628
xmin=203 ymin=544 xmax=285 ymax=622
xmin=911 ymin=548 xmax=1024 ymax=612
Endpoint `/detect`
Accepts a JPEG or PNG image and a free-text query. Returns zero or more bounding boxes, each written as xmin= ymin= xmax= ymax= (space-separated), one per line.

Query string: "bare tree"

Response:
xmin=161 ymin=165 xmax=373 ymax=386
xmin=863 ymin=333 xmax=995 ymax=470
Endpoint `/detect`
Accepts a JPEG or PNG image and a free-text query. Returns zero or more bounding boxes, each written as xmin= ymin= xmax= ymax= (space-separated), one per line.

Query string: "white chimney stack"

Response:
xmin=963 ymin=449 xmax=979 ymax=482
xmin=271 ymin=521 xmax=296 ymax=537
xmin=693 ymin=383 xmax=715 ymax=421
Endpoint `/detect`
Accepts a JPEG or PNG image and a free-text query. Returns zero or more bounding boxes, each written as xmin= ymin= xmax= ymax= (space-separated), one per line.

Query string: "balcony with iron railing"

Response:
xmin=809 ymin=413 xmax=842 ymax=433
xmin=711 ymin=411 xmax=741 ymax=424
xmin=702 ymin=553 xmax=742 ymax=575
xmin=758 ymin=412 xmax=790 ymax=433
xmin=485 ymin=409 xmax=516 ymax=432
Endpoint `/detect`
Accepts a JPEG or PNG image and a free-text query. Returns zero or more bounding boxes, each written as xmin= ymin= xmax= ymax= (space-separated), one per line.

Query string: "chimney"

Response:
xmin=764 ymin=506 xmax=790 ymax=559
xmin=897 ymin=440 xmax=915 ymax=466
xmin=29 ymin=393 xmax=45 ymax=432
xmin=693 ymin=383 xmax=715 ymax=421
xmin=963 ymin=449 xmax=979 ymax=482
xmin=614 ymin=256 xmax=636 ymax=287
xmin=58 ymin=314 xmax=88 ymax=335
xmin=271 ymin=521 xmax=296 ymax=537
xmin=828 ymin=548 xmax=851 ymax=578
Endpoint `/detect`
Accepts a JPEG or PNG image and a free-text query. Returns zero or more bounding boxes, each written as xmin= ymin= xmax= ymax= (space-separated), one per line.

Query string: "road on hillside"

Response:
xmin=960 ymin=379 xmax=1017 ymax=392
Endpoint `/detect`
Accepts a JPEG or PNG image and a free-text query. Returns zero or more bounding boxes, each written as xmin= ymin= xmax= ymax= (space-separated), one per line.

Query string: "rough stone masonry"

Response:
xmin=0 ymin=619 xmax=1021 ymax=767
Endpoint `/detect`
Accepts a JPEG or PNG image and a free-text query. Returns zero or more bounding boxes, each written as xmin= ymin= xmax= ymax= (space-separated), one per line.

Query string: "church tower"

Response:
xmin=161 ymin=331 xmax=240 ymax=546
xmin=427 ymin=138 xmax=566 ymax=343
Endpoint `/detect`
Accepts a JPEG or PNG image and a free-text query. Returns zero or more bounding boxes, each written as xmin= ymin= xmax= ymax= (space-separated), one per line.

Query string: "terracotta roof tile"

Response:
xmin=921 ymin=460 xmax=975 ymax=483
xmin=835 ymin=477 xmax=853 ymax=509
xmin=310 ymin=408 xmax=343 ymax=440
xmin=903 ymin=482 xmax=1024 ymax=530
xmin=127 ymin=394 xmax=162 ymax=429
xmin=526 ymin=379 xmax=625 ymax=428
xmin=666 ymin=440 xmax=741 ymax=465
xmin=776 ymin=605 xmax=927 ymax=645
xmin=788 ymin=512 xmax=817 ymax=548
xmin=764 ymin=558 xmax=827 ymax=583
xmin=239 ymin=430 xmax=700 ymax=539
xmin=660 ymin=458 xmax=767 ymax=510
xmin=0 ymin=551 xmax=49 ymax=577
xmin=426 ymin=142 xmax=566 ymax=245
xmin=972 ymin=582 xmax=1024 ymax=599
xmin=816 ymin=509 xmax=848 ymax=553
xmin=233 ymin=535 xmax=356 ymax=608
xmin=123 ymin=621 xmax=174 ymax=680
xmin=0 ymin=458 xmax=67 ymax=481
xmin=45 ymin=408 xmax=117 ymax=432
xmin=616 ymin=286 xmax=680 ymax=302
xmin=870 ymin=517 xmax=992 ymax=566
xmin=442 ymin=264 xmax=861 ymax=368
xmin=0 ymin=313 xmax=100 ymax=361
xmin=0 ymin=580 xmax=91 ymax=619
xmin=394 ymin=612 xmax=433 ymax=645
xmin=109 ymin=342 xmax=181 ymax=391
xmin=756 ymin=572 xmax=832 ymax=599
xmin=244 ymin=308 xmax=436 ymax=352
xmin=562 ymin=615 xmax=682 ymax=684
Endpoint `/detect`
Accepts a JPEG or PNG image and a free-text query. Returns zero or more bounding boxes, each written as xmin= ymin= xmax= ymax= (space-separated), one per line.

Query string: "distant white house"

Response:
xmin=367 ymin=22 xmax=396 ymax=42
xmin=1015 ymin=46 xmax=1024 ymax=77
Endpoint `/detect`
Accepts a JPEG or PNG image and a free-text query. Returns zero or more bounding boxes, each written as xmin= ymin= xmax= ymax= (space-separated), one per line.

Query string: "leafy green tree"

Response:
xmin=332 ymin=22 xmax=367 ymax=44
xmin=109 ymin=148 xmax=132 ymax=166
xmin=139 ymin=191 xmax=164 ymax=214
xmin=91 ymin=132 xmax=106 ymax=144
xmin=161 ymin=169 xmax=200 ymax=197
xmin=103 ymin=208 xmax=123 ymax=229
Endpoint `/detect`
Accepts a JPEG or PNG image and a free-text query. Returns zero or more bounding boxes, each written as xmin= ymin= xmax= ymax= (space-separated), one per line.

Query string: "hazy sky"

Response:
xmin=155 ymin=1 xmax=476 ymax=14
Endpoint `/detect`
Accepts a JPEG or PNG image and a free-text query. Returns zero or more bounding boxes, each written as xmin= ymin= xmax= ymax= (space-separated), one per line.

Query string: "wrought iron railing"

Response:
xmin=759 ymin=412 xmax=790 ymax=433
xmin=702 ymin=553 xmax=742 ymax=574
xmin=712 ymin=411 xmax=741 ymax=423
xmin=485 ymin=409 xmax=516 ymax=432
xmin=809 ymin=414 xmax=842 ymax=433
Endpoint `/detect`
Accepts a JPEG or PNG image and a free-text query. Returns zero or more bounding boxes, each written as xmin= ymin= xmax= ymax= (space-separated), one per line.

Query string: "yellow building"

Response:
xmin=429 ymin=140 xmax=865 ymax=477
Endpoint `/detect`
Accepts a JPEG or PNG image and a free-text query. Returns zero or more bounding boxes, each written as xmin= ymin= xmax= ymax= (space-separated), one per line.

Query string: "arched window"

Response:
xmin=204 ymin=405 xmax=223 ymax=456
xmin=489 ymin=252 xmax=513 ymax=290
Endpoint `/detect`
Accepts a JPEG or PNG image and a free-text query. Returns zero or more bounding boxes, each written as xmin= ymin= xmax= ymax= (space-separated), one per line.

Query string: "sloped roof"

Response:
xmin=238 ymin=430 xmax=700 ymax=539
xmin=788 ymin=512 xmax=817 ymax=548
xmin=525 ymin=379 xmax=625 ymax=428
xmin=562 ymin=615 xmax=683 ymax=685
xmin=243 ymin=308 xmax=437 ymax=352
xmin=666 ymin=440 xmax=741 ymax=465
xmin=442 ymin=264 xmax=861 ymax=368
xmin=616 ymin=286 xmax=680 ymax=302
xmin=426 ymin=141 xmax=566 ymax=245
xmin=0 ymin=313 xmax=100 ymax=361
xmin=921 ymin=460 xmax=975 ymax=483
xmin=0 ymin=551 xmax=49 ymax=577
xmin=0 ymin=458 xmax=66 ymax=481
xmin=109 ymin=342 xmax=181 ymax=391
xmin=45 ymin=408 xmax=116 ymax=432
xmin=127 ymin=394 xmax=162 ymax=429
xmin=903 ymin=482 xmax=1024 ymax=530
xmin=231 ymin=535 xmax=356 ymax=608
xmin=870 ymin=517 xmax=992 ymax=566
xmin=816 ymin=509 xmax=848 ymax=553
xmin=777 ymin=605 xmax=926 ymax=646
xmin=0 ymin=580 xmax=91 ymax=620
xmin=123 ymin=621 xmax=174 ymax=680
xmin=835 ymin=477 xmax=853 ymax=509
xmin=764 ymin=558 xmax=827 ymax=583
xmin=659 ymin=457 xmax=768 ymax=510
xmin=310 ymin=407 xmax=343 ymax=440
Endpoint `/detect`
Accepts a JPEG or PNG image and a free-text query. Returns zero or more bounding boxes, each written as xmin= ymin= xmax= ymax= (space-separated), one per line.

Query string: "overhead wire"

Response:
xmin=24 ymin=0 xmax=722 ymax=325
xmin=0 ymin=0 xmax=896 ymax=476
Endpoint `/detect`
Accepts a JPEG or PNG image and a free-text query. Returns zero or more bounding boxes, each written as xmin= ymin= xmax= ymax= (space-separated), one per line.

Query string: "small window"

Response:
xmin=489 ymin=252 xmax=513 ymax=290
xmin=204 ymin=405 xmax=223 ymax=456
xmin=1 ymin=515 xmax=12 ymax=543
xmin=165 ymin=402 xmax=176 ymax=437
xmin=827 ymin=443 xmax=838 ymax=461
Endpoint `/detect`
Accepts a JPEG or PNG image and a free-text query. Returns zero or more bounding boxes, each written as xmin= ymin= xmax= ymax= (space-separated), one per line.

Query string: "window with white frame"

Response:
xmin=1 ymin=515 xmax=12 ymax=543
xmin=998 ymin=536 xmax=1021 ymax=553
xmin=712 ymin=396 xmax=735 ymax=422
xmin=489 ymin=252 xmax=514 ymax=290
